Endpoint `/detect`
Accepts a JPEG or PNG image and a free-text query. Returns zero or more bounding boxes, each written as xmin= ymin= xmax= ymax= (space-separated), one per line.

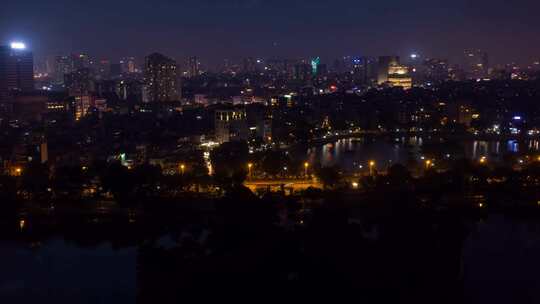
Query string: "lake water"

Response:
xmin=307 ymin=137 xmax=540 ymax=171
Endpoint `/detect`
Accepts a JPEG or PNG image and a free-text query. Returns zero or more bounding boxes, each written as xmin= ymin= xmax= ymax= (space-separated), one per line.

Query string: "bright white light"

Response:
xmin=10 ymin=42 xmax=26 ymax=49
xmin=410 ymin=53 xmax=418 ymax=59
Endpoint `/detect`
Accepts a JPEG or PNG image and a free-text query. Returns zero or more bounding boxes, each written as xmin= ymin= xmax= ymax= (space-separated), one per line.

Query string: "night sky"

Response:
xmin=1 ymin=0 xmax=539 ymax=66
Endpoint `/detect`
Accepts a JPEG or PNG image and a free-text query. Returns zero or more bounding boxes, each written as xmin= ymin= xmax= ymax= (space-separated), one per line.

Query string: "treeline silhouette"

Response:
xmin=5 ymin=152 xmax=540 ymax=302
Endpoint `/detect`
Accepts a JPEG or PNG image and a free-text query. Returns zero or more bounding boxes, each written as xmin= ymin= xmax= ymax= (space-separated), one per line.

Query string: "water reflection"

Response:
xmin=309 ymin=137 xmax=540 ymax=169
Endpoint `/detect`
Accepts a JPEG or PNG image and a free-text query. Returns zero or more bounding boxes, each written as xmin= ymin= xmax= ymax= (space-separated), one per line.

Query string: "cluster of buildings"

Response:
xmin=2 ymin=40 xmax=540 ymax=177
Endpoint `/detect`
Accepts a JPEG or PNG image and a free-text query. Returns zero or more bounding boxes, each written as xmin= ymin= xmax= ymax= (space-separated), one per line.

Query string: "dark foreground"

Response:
xmin=2 ymin=190 xmax=540 ymax=304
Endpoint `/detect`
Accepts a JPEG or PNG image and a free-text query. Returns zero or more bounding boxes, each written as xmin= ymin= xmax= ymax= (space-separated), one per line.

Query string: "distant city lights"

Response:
xmin=10 ymin=42 xmax=26 ymax=49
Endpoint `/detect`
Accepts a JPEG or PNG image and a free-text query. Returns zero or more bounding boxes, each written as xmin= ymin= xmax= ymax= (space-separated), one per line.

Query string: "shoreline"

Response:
xmin=307 ymin=131 xmax=540 ymax=147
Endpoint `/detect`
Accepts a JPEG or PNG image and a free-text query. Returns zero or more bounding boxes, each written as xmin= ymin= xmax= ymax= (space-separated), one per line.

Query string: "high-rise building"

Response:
xmin=65 ymin=68 xmax=94 ymax=95
xmin=187 ymin=56 xmax=200 ymax=78
xmin=120 ymin=57 xmax=137 ymax=74
xmin=45 ymin=56 xmax=56 ymax=75
xmin=377 ymin=56 xmax=400 ymax=85
xmin=243 ymin=57 xmax=257 ymax=73
xmin=215 ymin=108 xmax=248 ymax=143
xmin=311 ymin=57 xmax=321 ymax=75
xmin=0 ymin=42 xmax=34 ymax=103
xmin=54 ymin=55 xmax=74 ymax=84
xmin=294 ymin=62 xmax=312 ymax=81
xmin=464 ymin=49 xmax=489 ymax=79
xmin=115 ymin=79 xmax=143 ymax=102
xmin=387 ymin=64 xmax=412 ymax=89
xmin=95 ymin=59 xmax=111 ymax=79
xmin=352 ymin=57 xmax=377 ymax=84
xmin=74 ymin=95 xmax=92 ymax=120
xmin=109 ymin=63 xmax=122 ymax=78
xmin=72 ymin=53 xmax=90 ymax=70
xmin=423 ymin=58 xmax=450 ymax=84
xmin=144 ymin=53 xmax=179 ymax=103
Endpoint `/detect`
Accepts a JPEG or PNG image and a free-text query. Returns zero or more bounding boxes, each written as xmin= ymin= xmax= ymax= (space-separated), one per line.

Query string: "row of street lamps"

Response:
xmin=247 ymin=162 xmax=311 ymax=179
xmin=178 ymin=155 xmax=495 ymax=181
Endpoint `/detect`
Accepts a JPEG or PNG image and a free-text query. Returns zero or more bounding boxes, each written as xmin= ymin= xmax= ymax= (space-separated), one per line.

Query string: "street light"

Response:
xmin=479 ymin=156 xmax=487 ymax=165
xmin=180 ymin=164 xmax=185 ymax=175
xmin=248 ymin=163 xmax=253 ymax=179
xmin=304 ymin=162 xmax=309 ymax=177
xmin=369 ymin=161 xmax=375 ymax=176
xmin=425 ymin=160 xmax=432 ymax=170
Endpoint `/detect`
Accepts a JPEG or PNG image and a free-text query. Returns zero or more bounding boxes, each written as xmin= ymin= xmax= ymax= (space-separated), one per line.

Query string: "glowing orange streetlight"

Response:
xmin=14 ymin=167 xmax=22 ymax=176
xmin=304 ymin=162 xmax=309 ymax=177
xmin=248 ymin=163 xmax=253 ymax=179
xmin=180 ymin=164 xmax=185 ymax=175
xmin=369 ymin=161 xmax=375 ymax=176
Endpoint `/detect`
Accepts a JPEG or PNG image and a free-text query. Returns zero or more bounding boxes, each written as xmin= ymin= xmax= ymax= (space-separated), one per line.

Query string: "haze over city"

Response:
xmin=2 ymin=0 xmax=540 ymax=66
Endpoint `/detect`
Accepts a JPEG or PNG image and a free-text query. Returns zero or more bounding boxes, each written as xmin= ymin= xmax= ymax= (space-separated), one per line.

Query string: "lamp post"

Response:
xmin=248 ymin=163 xmax=253 ymax=179
xmin=479 ymin=156 xmax=487 ymax=165
xmin=180 ymin=164 xmax=185 ymax=175
xmin=369 ymin=161 xmax=375 ymax=176
xmin=425 ymin=160 xmax=432 ymax=170
xmin=304 ymin=162 xmax=309 ymax=178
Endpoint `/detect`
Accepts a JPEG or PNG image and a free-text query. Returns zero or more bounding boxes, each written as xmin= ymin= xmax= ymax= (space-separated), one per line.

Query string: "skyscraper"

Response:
xmin=387 ymin=64 xmax=412 ymax=89
xmin=294 ymin=62 xmax=312 ymax=81
xmin=423 ymin=58 xmax=450 ymax=84
xmin=243 ymin=57 xmax=256 ymax=73
xmin=144 ymin=53 xmax=179 ymax=103
xmin=0 ymin=42 xmax=34 ymax=102
xmin=352 ymin=57 xmax=377 ymax=84
xmin=54 ymin=55 xmax=74 ymax=85
xmin=187 ymin=56 xmax=200 ymax=78
xmin=120 ymin=57 xmax=137 ymax=74
xmin=464 ymin=50 xmax=489 ymax=79
xmin=377 ymin=56 xmax=400 ymax=85
xmin=311 ymin=57 xmax=321 ymax=75
xmin=65 ymin=68 xmax=94 ymax=95
xmin=72 ymin=53 xmax=90 ymax=70
xmin=215 ymin=108 xmax=248 ymax=143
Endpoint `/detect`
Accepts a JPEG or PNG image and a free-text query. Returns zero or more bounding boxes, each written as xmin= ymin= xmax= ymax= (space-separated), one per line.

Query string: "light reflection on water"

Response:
xmin=308 ymin=137 xmax=540 ymax=170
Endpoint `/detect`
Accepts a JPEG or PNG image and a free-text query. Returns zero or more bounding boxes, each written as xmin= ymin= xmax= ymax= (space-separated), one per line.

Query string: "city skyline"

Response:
xmin=1 ymin=0 xmax=540 ymax=67
xmin=4 ymin=2 xmax=540 ymax=302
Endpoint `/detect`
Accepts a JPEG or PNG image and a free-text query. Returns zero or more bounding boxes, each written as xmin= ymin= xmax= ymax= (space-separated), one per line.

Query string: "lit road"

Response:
xmin=245 ymin=179 xmax=323 ymax=192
